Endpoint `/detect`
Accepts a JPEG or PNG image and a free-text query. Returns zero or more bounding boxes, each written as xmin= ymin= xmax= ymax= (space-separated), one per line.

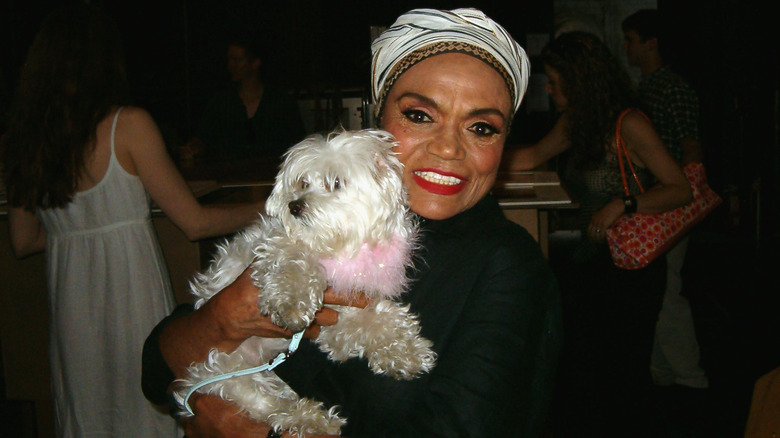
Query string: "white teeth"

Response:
xmin=415 ymin=171 xmax=462 ymax=186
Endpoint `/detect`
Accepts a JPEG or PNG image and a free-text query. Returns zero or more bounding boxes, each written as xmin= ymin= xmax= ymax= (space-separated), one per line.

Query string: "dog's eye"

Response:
xmin=324 ymin=177 xmax=342 ymax=192
xmin=299 ymin=179 xmax=309 ymax=190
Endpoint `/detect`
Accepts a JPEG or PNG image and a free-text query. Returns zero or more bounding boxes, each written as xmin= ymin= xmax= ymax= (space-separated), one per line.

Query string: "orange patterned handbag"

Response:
xmin=606 ymin=109 xmax=723 ymax=270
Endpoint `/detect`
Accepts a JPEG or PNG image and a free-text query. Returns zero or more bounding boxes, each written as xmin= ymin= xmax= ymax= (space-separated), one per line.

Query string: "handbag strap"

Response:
xmin=615 ymin=108 xmax=646 ymax=196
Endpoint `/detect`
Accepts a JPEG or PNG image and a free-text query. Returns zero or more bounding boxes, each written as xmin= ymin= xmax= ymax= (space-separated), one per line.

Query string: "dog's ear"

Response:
xmin=366 ymin=150 xmax=391 ymax=187
xmin=375 ymin=147 xmax=404 ymax=174
xmin=371 ymin=149 xmax=405 ymax=195
xmin=374 ymin=150 xmax=389 ymax=170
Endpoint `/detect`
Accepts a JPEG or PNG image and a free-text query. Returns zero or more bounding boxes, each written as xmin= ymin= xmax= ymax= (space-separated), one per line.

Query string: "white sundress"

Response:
xmin=38 ymin=108 xmax=180 ymax=437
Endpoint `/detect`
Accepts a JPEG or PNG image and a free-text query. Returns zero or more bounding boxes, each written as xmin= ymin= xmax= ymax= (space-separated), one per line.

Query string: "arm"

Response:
xmin=141 ymin=270 xmax=352 ymax=435
xmin=501 ymin=113 xmax=570 ymax=171
xmin=589 ymin=110 xmax=693 ymax=240
xmin=7 ymin=207 xmax=46 ymax=258
xmin=142 ymin=271 xmax=301 ymax=406
xmin=156 ymin=270 xmax=309 ymax=378
xmin=118 ymin=107 xmax=261 ymax=240
xmin=621 ymin=109 xmax=693 ymax=212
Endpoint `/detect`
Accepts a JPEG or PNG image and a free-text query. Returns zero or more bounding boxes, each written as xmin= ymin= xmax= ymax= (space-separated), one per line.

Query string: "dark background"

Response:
xmin=0 ymin=0 xmax=554 ymax=145
xmin=1 ymin=0 xmax=776 ymax=225
xmin=1 ymin=1 xmax=778 ymax=436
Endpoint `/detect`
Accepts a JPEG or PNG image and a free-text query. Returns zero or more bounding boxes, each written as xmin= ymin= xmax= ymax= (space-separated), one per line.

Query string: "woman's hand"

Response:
xmin=308 ymin=289 xmax=370 ymax=337
xmin=160 ymin=269 xmax=286 ymax=376
xmin=323 ymin=289 xmax=370 ymax=308
xmin=200 ymin=270 xmax=367 ymax=344
xmin=201 ymin=269 xmax=292 ymax=343
xmin=160 ymin=269 xmax=370 ymax=377
xmin=589 ymin=198 xmax=624 ymax=242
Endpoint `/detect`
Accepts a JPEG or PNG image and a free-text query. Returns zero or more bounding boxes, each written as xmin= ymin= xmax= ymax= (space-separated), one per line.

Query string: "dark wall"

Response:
xmin=2 ymin=0 xmax=776 ymax=243
xmin=0 ymin=0 xmax=548 ymax=142
xmin=659 ymin=0 xmax=779 ymax=244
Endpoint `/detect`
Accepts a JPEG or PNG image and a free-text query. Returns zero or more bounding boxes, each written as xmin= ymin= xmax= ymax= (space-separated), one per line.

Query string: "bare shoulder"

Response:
xmin=620 ymin=109 xmax=653 ymax=133
xmin=113 ymin=106 xmax=165 ymax=174
xmin=114 ymin=105 xmax=165 ymax=148
xmin=116 ymin=105 xmax=157 ymax=130
xmin=620 ymin=109 xmax=661 ymax=149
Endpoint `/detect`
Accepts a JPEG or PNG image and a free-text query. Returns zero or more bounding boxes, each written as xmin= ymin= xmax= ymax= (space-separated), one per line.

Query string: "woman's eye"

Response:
xmin=470 ymin=122 xmax=500 ymax=137
xmin=402 ymin=109 xmax=432 ymax=124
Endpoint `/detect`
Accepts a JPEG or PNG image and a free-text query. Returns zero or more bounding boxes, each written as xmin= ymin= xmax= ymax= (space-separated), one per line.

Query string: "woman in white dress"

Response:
xmin=1 ymin=5 xmax=261 ymax=437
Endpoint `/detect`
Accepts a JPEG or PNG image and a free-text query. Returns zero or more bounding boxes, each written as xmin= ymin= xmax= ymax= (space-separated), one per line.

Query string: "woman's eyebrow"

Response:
xmin=469 ymin=107 xmax=507 ymax=123
xmin=395 ymin=92 xmax=438 ymax=108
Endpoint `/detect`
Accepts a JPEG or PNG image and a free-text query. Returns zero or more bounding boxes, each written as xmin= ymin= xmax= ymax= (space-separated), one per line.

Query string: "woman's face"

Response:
xmin=380 ymin=53 xmax=512 ymax=220
xmin=544 ymin=65 xmax=568 ymax=111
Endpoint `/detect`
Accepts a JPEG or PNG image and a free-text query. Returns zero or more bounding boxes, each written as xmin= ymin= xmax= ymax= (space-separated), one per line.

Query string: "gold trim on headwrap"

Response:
xmin=375 ymin=42 xmax=515 ymax=123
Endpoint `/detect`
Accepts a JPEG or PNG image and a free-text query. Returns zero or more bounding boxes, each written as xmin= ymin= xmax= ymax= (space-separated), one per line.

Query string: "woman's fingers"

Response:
xmin=323 ymin=289 xmax=370 ymax=308
xmin=314 ymin=307 xmax=339 ymax=326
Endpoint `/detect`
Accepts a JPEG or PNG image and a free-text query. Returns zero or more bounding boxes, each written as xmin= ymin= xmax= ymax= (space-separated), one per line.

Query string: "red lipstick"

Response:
xmin=412 ymin=169 xmax=467 ymax=195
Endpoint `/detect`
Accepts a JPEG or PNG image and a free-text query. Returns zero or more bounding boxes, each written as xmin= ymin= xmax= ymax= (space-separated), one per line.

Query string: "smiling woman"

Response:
xmin=381 ymin=53 xmax=511 ymax=220
xmin=142 ymin=8 xmax=562 ymax=438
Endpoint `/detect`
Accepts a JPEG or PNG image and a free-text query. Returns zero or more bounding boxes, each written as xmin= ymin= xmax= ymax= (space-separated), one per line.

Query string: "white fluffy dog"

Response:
xmin=173 ymin=128 xmax=436 ymax=436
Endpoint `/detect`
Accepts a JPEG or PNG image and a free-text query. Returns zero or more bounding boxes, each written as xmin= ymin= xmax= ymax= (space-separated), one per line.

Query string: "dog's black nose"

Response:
xmin=288 ymin=199 xmax=306 ymax=217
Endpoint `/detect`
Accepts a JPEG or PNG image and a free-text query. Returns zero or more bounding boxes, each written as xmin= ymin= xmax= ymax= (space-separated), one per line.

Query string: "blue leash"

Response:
xmin=183 ymin=330 xmax=305 ymax=415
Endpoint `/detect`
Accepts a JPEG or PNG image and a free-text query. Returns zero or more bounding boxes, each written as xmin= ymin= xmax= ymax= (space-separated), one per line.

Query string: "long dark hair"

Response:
xmin=0 ymin=4 xmax=130 ymax=210
xmin=542 ymin=31 xmax=637 ymax=169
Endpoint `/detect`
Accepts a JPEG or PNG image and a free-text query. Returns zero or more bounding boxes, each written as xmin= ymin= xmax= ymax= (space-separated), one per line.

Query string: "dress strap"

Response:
xmin=110 ymin=107 xmax=124 ymax=156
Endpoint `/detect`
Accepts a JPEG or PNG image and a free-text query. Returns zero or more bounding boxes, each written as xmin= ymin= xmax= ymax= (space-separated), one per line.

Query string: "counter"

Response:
xmin=494 ymin=171 xmax=576 ymax=256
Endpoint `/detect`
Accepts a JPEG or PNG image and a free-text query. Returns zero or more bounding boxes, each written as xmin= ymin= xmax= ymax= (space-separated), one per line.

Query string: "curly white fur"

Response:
xmin=173 ymin=128 xmax=436 ymax=436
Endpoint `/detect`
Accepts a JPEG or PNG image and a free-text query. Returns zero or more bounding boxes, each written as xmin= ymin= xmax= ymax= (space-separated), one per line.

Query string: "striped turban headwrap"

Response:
xmin=371 ymin=8 xmax=531 ymax=120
